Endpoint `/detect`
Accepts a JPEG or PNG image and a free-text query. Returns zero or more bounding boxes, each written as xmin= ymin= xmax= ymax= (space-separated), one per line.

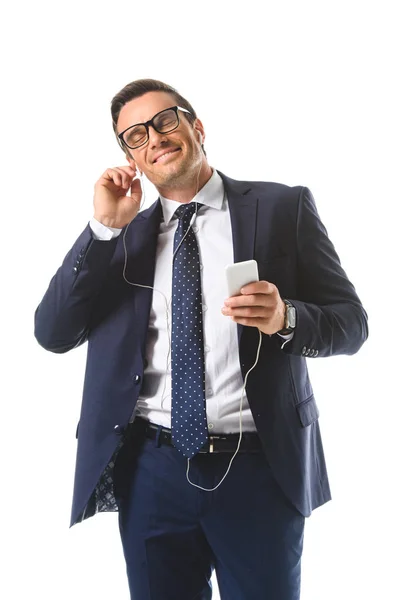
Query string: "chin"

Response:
xmin=157 ymin=161 xmax=186 ymax=182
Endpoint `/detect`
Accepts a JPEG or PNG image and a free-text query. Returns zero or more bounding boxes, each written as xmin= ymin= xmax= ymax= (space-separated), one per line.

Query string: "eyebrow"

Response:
xmin=124 ymin=106 xmax=176 ymax=131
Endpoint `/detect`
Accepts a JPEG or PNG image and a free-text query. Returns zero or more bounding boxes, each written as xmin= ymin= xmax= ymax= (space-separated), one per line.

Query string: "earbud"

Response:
xmin=198 ymin=132 xmax=203 ymax=144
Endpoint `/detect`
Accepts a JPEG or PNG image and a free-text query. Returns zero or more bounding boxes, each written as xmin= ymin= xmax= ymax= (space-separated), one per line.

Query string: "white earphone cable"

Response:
xmin=186 ymin=328 xmax=262 ymax=492
xmin=121 ymin=151 xmax=261 ymax=492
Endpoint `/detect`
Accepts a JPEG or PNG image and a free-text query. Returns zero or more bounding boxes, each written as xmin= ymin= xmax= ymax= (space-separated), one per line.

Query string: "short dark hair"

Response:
xmin=111 ymin=78 xmax=201 ymax=154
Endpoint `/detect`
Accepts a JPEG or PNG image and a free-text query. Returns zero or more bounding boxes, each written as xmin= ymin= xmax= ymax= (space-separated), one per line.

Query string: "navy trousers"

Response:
xmin=113 ymin=422 xmax=305 ymax=600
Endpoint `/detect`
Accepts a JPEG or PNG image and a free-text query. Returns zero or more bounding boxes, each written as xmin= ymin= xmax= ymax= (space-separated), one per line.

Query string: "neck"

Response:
xmin=156 ymin=162 xmax=214 ymax=203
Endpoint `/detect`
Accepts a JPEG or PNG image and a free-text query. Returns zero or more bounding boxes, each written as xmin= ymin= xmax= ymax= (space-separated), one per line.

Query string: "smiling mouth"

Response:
xmin=154 ymin=148 xmax=181 ymax=164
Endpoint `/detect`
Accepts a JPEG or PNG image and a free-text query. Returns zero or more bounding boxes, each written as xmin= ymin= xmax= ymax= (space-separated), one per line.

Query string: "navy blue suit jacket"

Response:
xmin=34 ymin=171 xmax=368 ymax=527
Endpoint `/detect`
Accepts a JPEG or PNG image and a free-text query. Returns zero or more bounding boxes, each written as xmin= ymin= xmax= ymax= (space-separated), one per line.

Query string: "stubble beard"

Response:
xmin=152 ymin=148 xmax=202 ymax=191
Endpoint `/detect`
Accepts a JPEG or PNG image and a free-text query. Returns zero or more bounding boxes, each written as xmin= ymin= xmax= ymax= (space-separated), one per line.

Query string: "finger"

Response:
xmin=224 ymin=293 xmax=272 ymax=308
xmin=101 ymin=167 xmax=135 ymax=188
xmin=103 ymin=168 xmax=125 ymax=187
xmin=117 ymin=165 xmax=136 ymax=177
xmin=240 ymin=281 xmax=274 ymax=295
xmin=222 ymin=306 xmax=269 ymax=318
xmin=231 ymin=316 xmax=266 ymax=329
xmin=130 ymin=178 xmax=142 ymax=196
xmin=113 ymin=167 xmax=134 ymax=188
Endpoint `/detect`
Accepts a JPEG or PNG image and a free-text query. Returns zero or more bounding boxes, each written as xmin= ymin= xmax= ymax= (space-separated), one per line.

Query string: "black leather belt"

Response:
xmin=132 ymin=418 xmax=262 ymax=454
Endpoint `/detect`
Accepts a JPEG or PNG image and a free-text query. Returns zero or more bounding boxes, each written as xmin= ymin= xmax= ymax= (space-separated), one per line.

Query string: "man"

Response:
xmin=34 ymin=78 xmax=368 ymax=599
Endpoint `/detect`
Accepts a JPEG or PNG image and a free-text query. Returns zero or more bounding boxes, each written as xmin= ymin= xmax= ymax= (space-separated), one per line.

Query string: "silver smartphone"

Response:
xmin=225 ymin=260 xmax=259 ymax=297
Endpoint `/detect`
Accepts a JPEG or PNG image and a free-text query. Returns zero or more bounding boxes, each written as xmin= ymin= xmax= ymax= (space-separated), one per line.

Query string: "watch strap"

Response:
xmin=277 ymin=299 xmax=296 ymax=335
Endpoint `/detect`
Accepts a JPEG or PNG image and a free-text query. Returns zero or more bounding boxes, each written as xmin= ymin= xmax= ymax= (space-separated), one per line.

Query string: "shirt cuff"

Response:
xmin=278 ymin=330 xmax=294 ymax=350
xmin=90 ymin=217 xmax=122 ymax=241
xmin=277 ymin=331 xmax=294 ymax=340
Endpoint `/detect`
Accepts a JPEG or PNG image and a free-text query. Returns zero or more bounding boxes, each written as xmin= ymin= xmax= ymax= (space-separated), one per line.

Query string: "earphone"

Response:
xmin=121 ymin=148 xmax=261 ymax=492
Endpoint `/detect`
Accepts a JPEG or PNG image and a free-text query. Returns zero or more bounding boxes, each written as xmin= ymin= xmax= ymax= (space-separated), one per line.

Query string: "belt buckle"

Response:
xmin=208 ymin=435 xmax=223 ymax=453
xmin=199 ymin=435 xmax=222 ymax=454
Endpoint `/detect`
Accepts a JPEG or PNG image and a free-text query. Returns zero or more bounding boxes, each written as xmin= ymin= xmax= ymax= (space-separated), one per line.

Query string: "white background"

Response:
xmin=1 ymin=1 xmax=399 ymax=598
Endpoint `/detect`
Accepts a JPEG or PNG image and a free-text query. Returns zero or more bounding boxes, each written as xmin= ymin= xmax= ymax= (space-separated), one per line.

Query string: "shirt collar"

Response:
xmin=159 ymin=168 xmax=225 ymax=225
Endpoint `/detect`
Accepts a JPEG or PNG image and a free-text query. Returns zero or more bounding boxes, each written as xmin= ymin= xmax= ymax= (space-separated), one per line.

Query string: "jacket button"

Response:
xmin=133 ymin=374 xmax=141 ymax=384
xmin=114 ymin=424 xmax=124 ymax=435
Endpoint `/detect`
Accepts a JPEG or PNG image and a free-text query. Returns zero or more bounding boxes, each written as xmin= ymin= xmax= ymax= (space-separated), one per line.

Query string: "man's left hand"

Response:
xmin=221 ymin=281 xmax=286 ymax=335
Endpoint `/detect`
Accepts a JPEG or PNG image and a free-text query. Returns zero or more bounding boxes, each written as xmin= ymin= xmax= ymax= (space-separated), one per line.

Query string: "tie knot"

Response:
xmin=175 ymin=202 xmax=201 ymax=224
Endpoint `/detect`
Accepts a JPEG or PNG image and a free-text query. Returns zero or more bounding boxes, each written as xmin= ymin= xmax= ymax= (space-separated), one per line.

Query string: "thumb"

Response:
xmin=130 ymin=176 xmax=142 ymax=196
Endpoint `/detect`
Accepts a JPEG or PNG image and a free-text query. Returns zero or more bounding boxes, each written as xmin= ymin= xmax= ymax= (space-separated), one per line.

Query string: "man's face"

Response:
xmin=116 ymin=91 xmax=205 ymax=189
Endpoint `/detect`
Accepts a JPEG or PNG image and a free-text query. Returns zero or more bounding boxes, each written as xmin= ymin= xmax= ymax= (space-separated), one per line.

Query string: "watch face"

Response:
xmin=287 ymin=306 xmax=296 ymax=328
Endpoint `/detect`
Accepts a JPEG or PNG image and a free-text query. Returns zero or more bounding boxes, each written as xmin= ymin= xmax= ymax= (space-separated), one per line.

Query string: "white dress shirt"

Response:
xmin=90 ymin=168 xmax=292 ymax=434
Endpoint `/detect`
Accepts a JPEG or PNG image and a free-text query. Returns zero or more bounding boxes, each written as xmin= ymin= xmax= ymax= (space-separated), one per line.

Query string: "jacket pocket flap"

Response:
xmin=296 ymin=395 xmax=319 ymax=427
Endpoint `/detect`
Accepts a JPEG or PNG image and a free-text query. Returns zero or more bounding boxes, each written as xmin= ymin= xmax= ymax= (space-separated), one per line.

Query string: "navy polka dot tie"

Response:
xmin=171 ymin=202 xmax=208 ymax=458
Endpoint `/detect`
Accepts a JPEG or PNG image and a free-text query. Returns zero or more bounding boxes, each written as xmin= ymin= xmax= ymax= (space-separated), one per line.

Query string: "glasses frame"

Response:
xmin=118 ymin=105 xmax=193 ymax=150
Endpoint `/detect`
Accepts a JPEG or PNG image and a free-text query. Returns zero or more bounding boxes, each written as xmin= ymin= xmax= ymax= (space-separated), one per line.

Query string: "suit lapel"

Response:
xmin=124 ymin=198 xmax=162 ymax=283
xmin=122 ymin=199 xmax=162 ymax=357
xmin=217 ymin=170 xmax=258 ymax=344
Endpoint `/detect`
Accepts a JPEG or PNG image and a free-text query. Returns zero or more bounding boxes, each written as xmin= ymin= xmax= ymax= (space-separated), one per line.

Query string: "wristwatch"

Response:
xmin=277 ymin=300 xmax=296 ymax=335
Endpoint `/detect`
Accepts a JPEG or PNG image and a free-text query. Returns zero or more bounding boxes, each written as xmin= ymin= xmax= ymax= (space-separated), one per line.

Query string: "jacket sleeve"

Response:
xmin=279 ymin=187 xmax=368 ymax=357
xmin=34 ymin=223 xmax=119 ymax=353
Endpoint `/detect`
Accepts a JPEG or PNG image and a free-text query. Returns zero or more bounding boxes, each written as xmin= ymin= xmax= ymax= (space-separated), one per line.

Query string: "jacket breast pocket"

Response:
xmin=296 ymin=395 xmax=319 ymax=427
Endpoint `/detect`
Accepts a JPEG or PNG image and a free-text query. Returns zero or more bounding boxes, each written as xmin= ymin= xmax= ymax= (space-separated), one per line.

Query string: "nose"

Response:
xmin=148 ymin=125 xmax=169 ymax=148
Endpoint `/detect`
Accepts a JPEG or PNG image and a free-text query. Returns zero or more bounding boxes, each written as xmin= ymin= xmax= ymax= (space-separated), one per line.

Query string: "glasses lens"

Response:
xmin=124 ymin=125 xmax=147 ymax=149
xmin=153 ymin=108 xmax=178 ymax=133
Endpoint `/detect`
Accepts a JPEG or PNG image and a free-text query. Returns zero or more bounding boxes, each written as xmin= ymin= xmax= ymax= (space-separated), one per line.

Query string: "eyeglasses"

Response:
xmin=118 ymin=106 xmax=193 ymax=150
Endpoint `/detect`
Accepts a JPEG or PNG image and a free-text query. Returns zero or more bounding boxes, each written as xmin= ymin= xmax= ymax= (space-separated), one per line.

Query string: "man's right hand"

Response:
xmin=93 ymin=164 xmax=142 ymax=229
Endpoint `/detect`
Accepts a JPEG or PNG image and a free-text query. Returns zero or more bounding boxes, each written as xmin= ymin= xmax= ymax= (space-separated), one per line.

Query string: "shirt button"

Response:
xmin=192 ymin=226 xmax=199 ymax=233
xmin=208 ymin=423 xmax=214 ymax=430
xmin=205 ymin=346 xmax=210 ymax=353
xmin=202 ymin=304 xmax=208 ymax=312
xmin=199 ymin=264 xmax=203 ymax=270
xmin=207 ymin=388 xmax=213 ymax=396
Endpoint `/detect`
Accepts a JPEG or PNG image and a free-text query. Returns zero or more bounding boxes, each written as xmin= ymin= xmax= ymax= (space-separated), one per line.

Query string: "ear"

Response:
xmin=193 ymin=118 xmax=205 ymax=145
xmin=126 ymin=155 xmax=137 ymax=169
xmin=127 ymin=156 xmax=143 ymax=176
